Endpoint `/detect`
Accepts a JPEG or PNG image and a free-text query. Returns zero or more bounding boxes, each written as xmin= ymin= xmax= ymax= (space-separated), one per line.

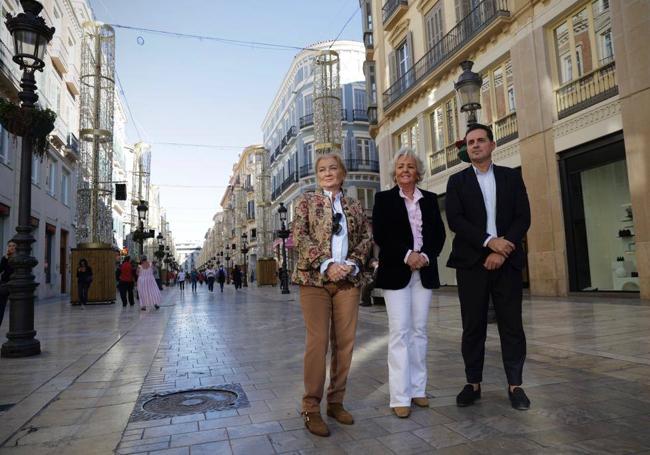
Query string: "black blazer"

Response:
xmin=373 ymin=186 xmax=446 ymax=290
xmin=445 ymin=165 xmax=530 ymax=270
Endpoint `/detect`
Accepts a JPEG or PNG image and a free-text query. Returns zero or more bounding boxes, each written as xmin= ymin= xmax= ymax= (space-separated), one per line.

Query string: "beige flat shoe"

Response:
xmin=392 ymin=406 xmax=411 ymax=418
xmin=412 ymin=397 xmax=429 ymax=407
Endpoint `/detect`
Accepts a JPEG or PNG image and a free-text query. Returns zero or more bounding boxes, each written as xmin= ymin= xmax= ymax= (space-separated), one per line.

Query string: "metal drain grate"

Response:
xmin=129 ymin=384 xmax=249 ymax=422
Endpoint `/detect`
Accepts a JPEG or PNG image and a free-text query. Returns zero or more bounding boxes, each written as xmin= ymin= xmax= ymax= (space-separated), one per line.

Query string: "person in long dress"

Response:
xmin=137 ymin=256 xmax=161 ymax=311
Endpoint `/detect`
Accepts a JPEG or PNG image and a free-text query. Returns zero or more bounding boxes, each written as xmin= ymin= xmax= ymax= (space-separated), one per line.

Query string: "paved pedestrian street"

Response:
xmin=1 ymin=286 xmax=650 ymax=454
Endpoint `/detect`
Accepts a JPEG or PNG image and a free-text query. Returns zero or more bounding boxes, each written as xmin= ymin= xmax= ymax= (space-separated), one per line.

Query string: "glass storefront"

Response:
xmin=560 ymin=133 xmax=638 ymax=292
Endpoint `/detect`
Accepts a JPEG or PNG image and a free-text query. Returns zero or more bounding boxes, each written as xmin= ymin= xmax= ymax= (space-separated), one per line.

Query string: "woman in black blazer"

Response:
xmin=372 ymin=148 xmax=446 ymax=418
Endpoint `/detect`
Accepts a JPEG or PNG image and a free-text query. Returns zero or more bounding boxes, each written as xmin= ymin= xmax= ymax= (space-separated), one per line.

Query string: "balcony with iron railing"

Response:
xmin=494 ymin=112 xmax=518 ymax=145
xmin=345 ymin=159 xmax=379 ymax=172
xmin=353 ymin=109 xmax=369 ymax=121
xmin=271 ymin=173 xmax=299 ymax=200
xmin=64 ymin=133 xmax=80 ymax=160
xmin=368 ymin=106 xmax=378 ymax=126
xmin=299 ymin=113 xmax=314 ymax=128
xmin=382 ymin=0 xmax=408 ymax=30
xmin=556 ymin=59 xmax=618 ymax=119
xmin=383 ymin=0 xmax=510 ymax=110
xmin=429 ymin=143 xmax=464 ymax=176
xmin=299 ymin=164 xmax=314 ymax=178
xmin=364 ymin=31 xmax=374 ymax=58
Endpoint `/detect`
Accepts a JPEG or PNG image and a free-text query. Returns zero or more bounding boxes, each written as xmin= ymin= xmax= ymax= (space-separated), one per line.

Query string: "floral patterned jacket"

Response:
xmin=291 ymin=189 xmax=372 ymax=288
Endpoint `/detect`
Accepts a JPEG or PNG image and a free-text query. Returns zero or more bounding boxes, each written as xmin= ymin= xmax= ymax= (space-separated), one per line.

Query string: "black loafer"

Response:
xmin=456 ymin=384 xmax=481 ymax=407
xmin=508 ymin=387 xmax=530 ymax=410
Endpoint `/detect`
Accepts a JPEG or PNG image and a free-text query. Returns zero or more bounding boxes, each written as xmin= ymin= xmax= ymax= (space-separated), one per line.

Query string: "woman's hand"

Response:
xmin=326 ymin=263 xmax=352 ymax=282
xmin=406 ymin=252 xmax=428 ymax=271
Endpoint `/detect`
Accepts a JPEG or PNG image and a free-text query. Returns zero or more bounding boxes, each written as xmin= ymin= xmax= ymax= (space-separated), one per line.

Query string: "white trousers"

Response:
xmin=384 ymin=271 xmax=432 ymax=407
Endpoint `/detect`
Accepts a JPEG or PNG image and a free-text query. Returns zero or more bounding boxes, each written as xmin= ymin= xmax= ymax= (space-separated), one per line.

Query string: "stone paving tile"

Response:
xmin=149 ymin=447 xmax=190 ymax=455
xmin=226 ymin=421 xmax=284 ymax=439
xmin=188 ymin=440 xmax=233 ymax=455
xmin=199 ymin=415 xmax=251 ymax=430
xmin=142 ymin=422 xmax=199 ymax=438
xmin=170 ymin=428 xmax=228 ymax=447
xmin=413 ymin=424 xmax=470 ymax=449
xmin=376 ymin=431 xmax=432 ymax=454
xmin=230 ymin=435 xmax=275 ymax=455
xmin=268 ymin=430 xmax=316 ymax=453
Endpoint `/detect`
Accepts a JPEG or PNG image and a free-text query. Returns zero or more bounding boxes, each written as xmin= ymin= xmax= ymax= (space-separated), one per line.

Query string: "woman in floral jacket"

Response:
xmin=292 ymin=152 xmax=372 ymax=437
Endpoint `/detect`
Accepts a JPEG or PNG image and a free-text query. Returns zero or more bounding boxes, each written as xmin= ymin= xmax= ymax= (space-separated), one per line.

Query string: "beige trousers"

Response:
xmin=300 ymin=282 xmax=360 ymax=413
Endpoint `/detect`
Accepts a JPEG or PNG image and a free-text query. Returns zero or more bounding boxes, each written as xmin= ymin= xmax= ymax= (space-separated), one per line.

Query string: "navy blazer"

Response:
xmin=373 ymin=186 xmax=446 ymax=290
xmin=445 ymin=164 xmax=530 ymax=270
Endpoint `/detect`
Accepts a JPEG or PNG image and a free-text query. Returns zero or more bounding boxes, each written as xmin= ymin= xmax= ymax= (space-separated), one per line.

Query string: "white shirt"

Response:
xmin=177 ymin=271 xmax=186 ymax=281
xmin=319 ymin=190 xmax=358 ymax=276
xmin=473 ymin=163 xmax=497 ymax=247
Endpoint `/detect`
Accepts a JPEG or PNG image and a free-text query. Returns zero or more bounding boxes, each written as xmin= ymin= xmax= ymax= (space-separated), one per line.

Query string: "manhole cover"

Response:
xmin=129 ymin=384 xmax=249 ymax=422
xmin=143 ymin=389 xmax=237 ymax=414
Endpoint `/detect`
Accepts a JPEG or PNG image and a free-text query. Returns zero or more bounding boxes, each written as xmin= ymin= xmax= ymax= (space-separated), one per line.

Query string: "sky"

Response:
xmin=88 ymin=0 xmax=363 ymax=245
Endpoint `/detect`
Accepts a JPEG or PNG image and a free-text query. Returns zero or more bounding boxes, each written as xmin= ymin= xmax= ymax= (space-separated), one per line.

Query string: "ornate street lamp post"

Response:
xmin=240 ymin=232 xmax=249 ymax=288
xmin=154 ymin=232 xmax=165 ymax=284
xmin=454 ymin=60 xmax=483 ymax=125
xmin=277 ymin=203 xmax=290 ymax=295
xmin=225 ymin=246 xmax=231 ymax=284
xmin=2 ymin=0 xmax=55 ymax=358
xmin=135 ymin=200 xmax=149 ymax=258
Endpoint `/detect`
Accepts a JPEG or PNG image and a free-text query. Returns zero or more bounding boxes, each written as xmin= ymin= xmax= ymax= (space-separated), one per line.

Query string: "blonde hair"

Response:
xmin=314 ymin=152 xmax=347 ymax=179
xmin=390 ymin=147 xmax=425 ymax=183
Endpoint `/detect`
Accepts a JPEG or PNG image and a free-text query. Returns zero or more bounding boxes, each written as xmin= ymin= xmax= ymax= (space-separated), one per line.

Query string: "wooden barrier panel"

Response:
xmin=71 ymin=247 xmax=117 ymax=304
xmin=256 ymin=258 xmax=278 ymax=286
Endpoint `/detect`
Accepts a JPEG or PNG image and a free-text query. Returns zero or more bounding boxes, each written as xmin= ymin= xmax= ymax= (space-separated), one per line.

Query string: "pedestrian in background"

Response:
xmin=177 ymin=270 xmax=186 ymax=291
xmin=373 ymin=147 xmax=446 ymax=418
xmin=217 ymin=266 xmax=226 ymax=292
xmin=152 ymin=261 xmax=162 ymax=290
xmin=0 ymin=240 xmax=16 ymax=327
xmin=233 ymin=265 xmax=242 ymax=289
xmin=118 ymin=256 xmax=136 ymax=307
xmin=76 ymin=258 xmax=93 ymax=306
xmin=190 ymin=268 xmax=198 ymax=293
xmin=137 ymin=255 xmax=160 ymax=311
xmin=205 ymin=266 xmax=216 ymax=292
xmin=292 ymin=152 xmax=372 ymax=437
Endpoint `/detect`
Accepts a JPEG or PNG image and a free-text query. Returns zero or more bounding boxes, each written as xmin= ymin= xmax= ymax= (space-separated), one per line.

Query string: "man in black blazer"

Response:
xmin=445 ymin=123 xmax=531 ymax=410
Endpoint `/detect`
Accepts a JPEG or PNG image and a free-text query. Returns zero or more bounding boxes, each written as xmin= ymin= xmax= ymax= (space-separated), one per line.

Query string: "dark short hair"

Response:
xmin=465 ymin=123 xmax=494 ymax=142
xmin=7 ymin=240 xmax=16 ymax=245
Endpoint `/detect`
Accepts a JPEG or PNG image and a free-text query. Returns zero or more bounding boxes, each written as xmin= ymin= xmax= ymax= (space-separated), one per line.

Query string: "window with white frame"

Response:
xmin=0 ymin=125 xmax=10 ymax=165
xmin=429 ymin=96 xmax=459 ymax=152
xmin=354 ymin=89 xmax=366 ymax=111
xmin=396 ymin=40 xmax=410 ymax=79
xmin=553 ymin=2 xmax=613 ymax=85
xmin=61 ymin=169 xmax=70 ymax=206
xmin=31 ymin=154 xmax=40 ymax=185
xmin=396 ymin=121 xmax=419 ymax=153
xmin=355 ymin=138 xmax=371 ymax=161
xmin=47 ymin=159 xmax=57 ymax=196
xmin=357 ymin=188 xmax=376 ymax=211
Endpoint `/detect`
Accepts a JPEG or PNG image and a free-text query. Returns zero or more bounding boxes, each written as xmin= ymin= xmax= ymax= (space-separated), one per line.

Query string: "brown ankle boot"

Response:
xmin=303 ymin=411 xmax=330 ymax=436
xmin=327 ymin=403 xmax=354 ymax=425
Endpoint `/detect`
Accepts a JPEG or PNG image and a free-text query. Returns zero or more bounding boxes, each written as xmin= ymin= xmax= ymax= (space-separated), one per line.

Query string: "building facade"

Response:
xmin=363 ymin=0 xmax=649 ymax=298
xmin=0 ymin=0 xmax=94 ymax=299
xmin=262 ymin=41 xmax=381 ymax=271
